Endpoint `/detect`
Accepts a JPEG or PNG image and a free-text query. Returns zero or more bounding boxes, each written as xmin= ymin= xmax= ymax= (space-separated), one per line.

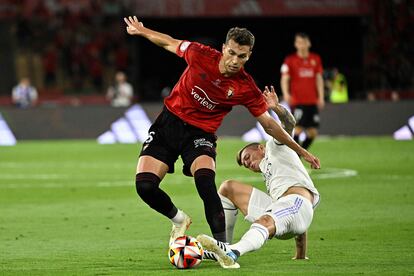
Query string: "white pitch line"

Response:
xmin=0 ymin=183 xmax=73 ymax=189
xmin=0 ymin=174 xmax=69 ymax=180
xmin=0 ymin=168 xmax=358 ymax=189
xmin=96 ymin=181 xmax=133 ymax=187
xmin=0 ymin=161 xmax=132 ymax=169
xmin=308 ymin=168 xmax=358 ymax=179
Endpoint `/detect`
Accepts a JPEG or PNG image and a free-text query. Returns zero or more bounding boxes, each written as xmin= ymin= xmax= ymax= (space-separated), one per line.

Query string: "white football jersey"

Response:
xmin=259 ymin=139 xmax=320 ymax=207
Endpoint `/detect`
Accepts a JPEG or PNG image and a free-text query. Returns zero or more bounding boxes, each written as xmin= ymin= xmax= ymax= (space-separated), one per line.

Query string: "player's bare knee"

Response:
xmin=255 ymin=215 xmax=276 ymax=237
xmin=218 ymin=179 xmax=236 ymax=198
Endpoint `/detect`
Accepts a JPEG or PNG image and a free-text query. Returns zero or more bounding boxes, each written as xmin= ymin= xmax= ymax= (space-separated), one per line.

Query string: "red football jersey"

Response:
xmin=164 ymin=41 xmax=267 ymax=133
xmin=280 ymin=53 xmax=323 ymax=106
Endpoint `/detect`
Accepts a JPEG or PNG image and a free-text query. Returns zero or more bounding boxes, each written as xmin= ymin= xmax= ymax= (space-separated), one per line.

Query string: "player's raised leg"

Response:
xmin=196 ymin=234 xmax=240 ymax=269
xmin=190 ymin=155 xmax=227 ymax=242
xmin=218 ymin=180 xmax=255 ymax=243
xmin=230 ymin=221 xmax=271 ymax=257
xmin=135 ymin=155 xmax=192 ymax=244
xmin=228 ymin=194 xmax=313 ymax=258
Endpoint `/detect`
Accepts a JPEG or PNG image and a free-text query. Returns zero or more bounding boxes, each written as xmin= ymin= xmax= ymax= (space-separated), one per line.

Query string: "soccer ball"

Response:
xmin=169 ymin=235 xmax=203 ymax=269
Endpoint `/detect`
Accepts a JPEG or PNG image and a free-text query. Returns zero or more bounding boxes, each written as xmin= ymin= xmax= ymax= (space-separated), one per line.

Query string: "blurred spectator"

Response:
xmin=106 ymin=71 xmax=133 ymax=107
xmin=42 ymin=44 xmax=58 ymax=87
xmin=12 ymin=77 xmax=38 ymax=108
xmin=367 ymin=92 xmax=376 ymax=102
xmin=327 ymin=68 xmax=348 ymax=103
xmin=391 ymin=91 xmax=400 ymax=102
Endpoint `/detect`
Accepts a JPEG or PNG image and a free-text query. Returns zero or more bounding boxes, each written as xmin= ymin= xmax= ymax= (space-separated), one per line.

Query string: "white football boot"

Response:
xmin=203 ymin=249 xmax=218 ymax=261
xmin=196 ymin=234 xmax=240 ymax=269
xmin=169 ymin=212 xmax=192 ymax=245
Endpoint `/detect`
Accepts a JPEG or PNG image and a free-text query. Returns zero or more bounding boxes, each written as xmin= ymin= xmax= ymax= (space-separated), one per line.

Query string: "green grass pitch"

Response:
xmin=1 ymin=137 xmax=413 ymax=275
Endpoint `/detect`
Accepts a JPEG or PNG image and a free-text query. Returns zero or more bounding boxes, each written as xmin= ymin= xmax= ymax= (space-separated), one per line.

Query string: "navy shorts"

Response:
xmin=292 ymin=105 xmax=320 ymax=128
xmin=139 ymin=107 xmax=217 ymax=177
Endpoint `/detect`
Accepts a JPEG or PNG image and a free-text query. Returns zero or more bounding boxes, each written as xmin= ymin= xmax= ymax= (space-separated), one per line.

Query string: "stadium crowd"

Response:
xmin=3 ymin=0 xmax=414 ymax=102
xmin=363 ymin=0 xmax=414 ymax=100
xmin=12 ymin=0 xmax=130 ymax=94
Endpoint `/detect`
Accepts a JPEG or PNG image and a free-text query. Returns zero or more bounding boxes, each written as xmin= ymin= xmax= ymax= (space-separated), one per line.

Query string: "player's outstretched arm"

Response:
xmin=124 ymin=16 xmax=182 ymax=54
xmin=263 ymin=85 xmax=296 ymax=135
xmin=316 ymin=73 xmax=325 ymax=110
xmin=256 ymin=112 xmax=320 ymax=169
xmin=292 ymin=232 xmax=309 ymax=260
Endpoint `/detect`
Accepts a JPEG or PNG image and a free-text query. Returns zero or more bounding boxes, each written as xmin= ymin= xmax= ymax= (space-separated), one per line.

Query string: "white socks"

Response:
xmin=230 ymin=223 xmax=269 ymax=256
xmin=219 ymin=194 xmax=238 ymax=243
xmin=171 ymin=209 xmax=185 ymax=225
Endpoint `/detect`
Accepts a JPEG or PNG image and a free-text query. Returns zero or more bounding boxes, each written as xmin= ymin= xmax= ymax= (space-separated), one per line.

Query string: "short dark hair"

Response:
xmin=295 ymin=32 xmax=310 ymax=40
xmin=236 ymin=142 xmax=260 ymax=166
xmin=226 ymin=27 xmax=255 ymax=50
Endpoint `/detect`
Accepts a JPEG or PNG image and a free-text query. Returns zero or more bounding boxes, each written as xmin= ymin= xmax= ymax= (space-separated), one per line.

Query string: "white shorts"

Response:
xmin=245 ymin=188 xmax=272 ymax=222
xmin=246 ymin=188 xmax=314 ymax=240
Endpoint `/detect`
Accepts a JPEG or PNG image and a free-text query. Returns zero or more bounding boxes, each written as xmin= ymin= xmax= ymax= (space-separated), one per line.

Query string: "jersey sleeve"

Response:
xmin=176 ymin=40 xmax=191 ymax=56
xmin=243 ymin=80 xmax=268 ymax=117
xmin=280 ymin=57 xmax=291 ymax=76
xmin=176 ymin=41 xmax=209 ymax=66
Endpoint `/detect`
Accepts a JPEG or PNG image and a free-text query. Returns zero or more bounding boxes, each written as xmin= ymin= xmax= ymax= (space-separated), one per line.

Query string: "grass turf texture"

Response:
xmin=0 ymin=137 xmax=413 ymax=275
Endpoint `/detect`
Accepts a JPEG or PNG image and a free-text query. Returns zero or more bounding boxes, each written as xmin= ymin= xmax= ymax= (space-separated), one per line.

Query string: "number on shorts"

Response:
xmin=294 ymin=108 xmax=303 ymax=121
xmin=145 ymin=131 xmax=155 ymax=144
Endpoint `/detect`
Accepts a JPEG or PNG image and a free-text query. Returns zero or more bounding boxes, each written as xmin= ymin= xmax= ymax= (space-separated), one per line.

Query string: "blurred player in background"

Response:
xmin=123 ymin=16 xmax=320 ymax=246
xmin=106 ymin=71 xmax=134 ymax=107
xmin=11 ymin=77 xmax=38 ymax=108
xmin=197 ymin=87 xmax=320 ymax=268
xmin=281 ymin=33 xmax=324 ymax=150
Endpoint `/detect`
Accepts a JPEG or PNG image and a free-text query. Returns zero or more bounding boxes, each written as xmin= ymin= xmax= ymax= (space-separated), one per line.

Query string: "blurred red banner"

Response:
xmin=129 ymin=0 xmax=372 ymax=17
xmin=2 ymin=0 xmax=372 ymax=19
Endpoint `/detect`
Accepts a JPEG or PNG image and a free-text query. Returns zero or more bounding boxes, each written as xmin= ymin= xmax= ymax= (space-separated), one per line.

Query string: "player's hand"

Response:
xmin=124 ymin=16 xmax=144 ymax=35
xmin=263 ymin=85 xmax=279 ymax=109
xmin=302 ymin=151 xmax=321 ymax=169
xmin=318 ymin=98 xmax=325 ymax=110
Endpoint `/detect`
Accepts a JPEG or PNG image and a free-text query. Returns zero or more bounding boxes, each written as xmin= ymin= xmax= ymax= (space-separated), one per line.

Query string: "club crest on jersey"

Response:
xmin=191 ymin=85 xmax=219 ymax=111
xmin=310 ymin=59 xmax=316 ymax=66
xmin=227 ymin=87 xmax=234 ymax=98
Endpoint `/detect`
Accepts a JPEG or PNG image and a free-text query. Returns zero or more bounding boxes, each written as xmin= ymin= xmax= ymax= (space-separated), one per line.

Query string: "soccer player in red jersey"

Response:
xmin=124 ymin=16 xmax=320 ymax=245
xmin=281 ymin=33 xmax=325 ymax=150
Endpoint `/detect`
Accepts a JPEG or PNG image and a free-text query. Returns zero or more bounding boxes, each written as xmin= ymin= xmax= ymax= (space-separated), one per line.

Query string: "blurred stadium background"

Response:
xmin=0 ymin=0 xmax=413 ymax=100
xmin=0 ymin=0 xmax=413 ymax=140
xmin=1 ymin=0 xmax=414 ymax=275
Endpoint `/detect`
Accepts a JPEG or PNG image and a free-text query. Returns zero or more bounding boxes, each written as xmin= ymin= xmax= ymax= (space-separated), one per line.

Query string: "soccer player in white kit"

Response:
xmin=197 ymin=86 xmax=320 ymax=269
